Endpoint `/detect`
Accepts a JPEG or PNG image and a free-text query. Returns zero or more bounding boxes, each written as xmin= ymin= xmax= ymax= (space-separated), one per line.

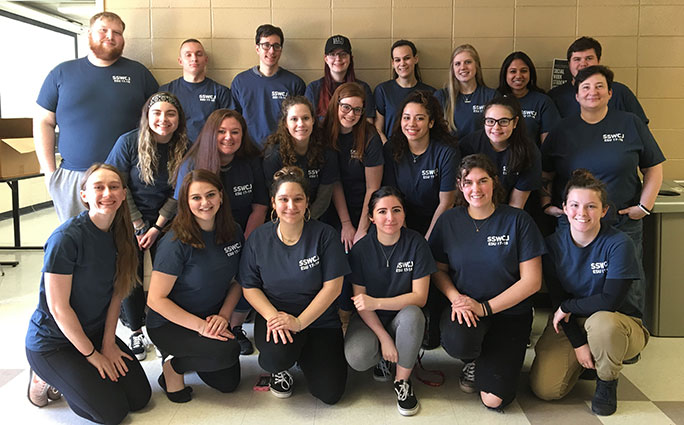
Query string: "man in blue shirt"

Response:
xmin=548 ymin=37 xmax=648 ymax=123
xmin=159 ymin=39 xmax=234 ymax=143
xmin=231 ymin=24 xmax=305 ymax=148
xmin=34 ymin=12 xmax=158 ymax=222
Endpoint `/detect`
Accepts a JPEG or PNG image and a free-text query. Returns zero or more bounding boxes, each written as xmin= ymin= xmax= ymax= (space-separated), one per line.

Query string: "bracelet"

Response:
xmin=152 ymin=223 xmax=164 ymax=232
xmin=341 ymin=220 xmax=351 ymax=224
xmin=84 ymin=347 xmax=96 ymax=358
xmin=541 ymin=203 xmax=553 ymax=211
xmin=637 ymin=203 xmax=651 ymax=215
xmin=483 ymin=300 xmax=493 ymax=316
xmin=480 ymin=302 xmax=488 ymax=317
xmin=295 ymin=317 xmax=303 ymax=332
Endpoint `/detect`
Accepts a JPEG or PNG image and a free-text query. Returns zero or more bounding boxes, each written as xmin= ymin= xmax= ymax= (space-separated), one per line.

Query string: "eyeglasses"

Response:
xmin=484 ymin=117 xmax=514 ymax=127
xmin=258 ymin=42 xmax=282 ymax=51
xmin=339 ymin=102 xmax=363 ymax=116
xmin=326 ymin=51 xmax=349 ymax=59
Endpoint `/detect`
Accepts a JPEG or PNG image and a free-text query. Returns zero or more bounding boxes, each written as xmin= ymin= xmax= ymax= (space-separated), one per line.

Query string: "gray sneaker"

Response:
xmin=459 ymin=361 xmax=476 ymax=393
xmin=373 ymin=359 xmax=392 ymax=382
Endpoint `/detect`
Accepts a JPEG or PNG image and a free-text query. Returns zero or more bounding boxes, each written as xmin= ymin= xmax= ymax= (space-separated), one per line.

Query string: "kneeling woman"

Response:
xmin=429 ymin=154 xmax=545 ymax=410
xmin=240 ymin=167 xmax=350 ymax=404
xmin=25 ymin=164 xmax=150 ymax=424
xmin=344 ymin=186 xmax=436 ymax=416
xmin=147 ymin=170 xmax=244 ymax=403
xmin=530 ymin=169 xmax=648 ymax=416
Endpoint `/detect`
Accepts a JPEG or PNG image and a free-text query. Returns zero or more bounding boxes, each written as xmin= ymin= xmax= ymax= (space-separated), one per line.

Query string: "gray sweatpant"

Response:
xmin=47 ymin=166 xmax=86 ymax=223
xmin=344 ymin=305 xmax=425 ymax=370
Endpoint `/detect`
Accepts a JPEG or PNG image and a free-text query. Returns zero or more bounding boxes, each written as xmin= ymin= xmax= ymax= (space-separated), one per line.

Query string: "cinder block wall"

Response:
xmin=105 ymin=0 xmax=684 ymax=179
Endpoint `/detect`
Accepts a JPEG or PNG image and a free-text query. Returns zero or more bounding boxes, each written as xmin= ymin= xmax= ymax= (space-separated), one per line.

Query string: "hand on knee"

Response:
xmin=480 ymin=391 xmax=502 ymax=409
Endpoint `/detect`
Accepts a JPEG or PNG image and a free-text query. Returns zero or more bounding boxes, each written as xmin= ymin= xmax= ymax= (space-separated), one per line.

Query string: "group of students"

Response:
xmin=24 ymin=18 xmax=664 ymax=425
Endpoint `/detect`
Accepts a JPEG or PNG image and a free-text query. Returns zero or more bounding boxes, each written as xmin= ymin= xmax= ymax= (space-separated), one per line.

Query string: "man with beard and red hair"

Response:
xmin=34 ymin=12 xmax=158 ymax=222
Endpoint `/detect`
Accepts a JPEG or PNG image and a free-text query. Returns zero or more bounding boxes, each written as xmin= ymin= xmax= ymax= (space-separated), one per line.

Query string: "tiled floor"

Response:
xmin=1 ymin=210 xmax=683 ymax=424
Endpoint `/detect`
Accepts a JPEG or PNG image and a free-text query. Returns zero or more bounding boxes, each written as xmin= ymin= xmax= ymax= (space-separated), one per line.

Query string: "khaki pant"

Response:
xmin=529 ymin=311 xmax=649 ymax=401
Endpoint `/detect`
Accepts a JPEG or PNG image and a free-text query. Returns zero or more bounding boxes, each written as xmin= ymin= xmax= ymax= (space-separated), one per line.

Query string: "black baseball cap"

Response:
xmin=325 ymin=35 xmax=352 ymax=55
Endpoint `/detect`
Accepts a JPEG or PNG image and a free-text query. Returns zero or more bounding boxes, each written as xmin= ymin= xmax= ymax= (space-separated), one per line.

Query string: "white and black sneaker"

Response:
xmin=373 ymin=359 xmax=392 ymax=382
xmin=394 ymin=379 xmax=419 ymax=416
xmin=129 ymin=332 xmax=147 ymax=361
xmin=270 ymin=371 xmax=293 ymax=398
xmin=459 ymin=361 xmax=476 ymax=393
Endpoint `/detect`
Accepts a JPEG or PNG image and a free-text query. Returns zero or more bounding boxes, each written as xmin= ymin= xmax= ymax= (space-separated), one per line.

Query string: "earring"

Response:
xmin=270 ymin=209 xmax=279 ymax=223
xmin=304 ymin=208 xmax=311 ymax=222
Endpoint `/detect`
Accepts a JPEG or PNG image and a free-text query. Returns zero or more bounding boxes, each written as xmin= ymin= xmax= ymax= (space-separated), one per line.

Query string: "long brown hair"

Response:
xmin=80 ymin=163 xmax=138 ymax=298
xmin=172 ymin=169 xmax=236 ymax=249
xmin=181 ymin=109 xmax=260 ymax=177
xmin=137 ymin=92 xmax=188 ymax=185
xmin=323 ymin=82 xmax=377 ymax=161
xmin=264 ymin=96 xmax=326 ymax=168
xmin=455 ymin=154 xmax=506 ymax=207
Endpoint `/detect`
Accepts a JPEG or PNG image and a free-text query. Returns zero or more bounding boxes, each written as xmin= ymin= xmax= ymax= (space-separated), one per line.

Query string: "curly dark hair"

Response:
xmin=455 ymin=154 xmax=507 ymax=207
xmin=388 ymin=90 xmax=457 ymax=162
xmin=264 ymin=96 xmax=326 ymax=169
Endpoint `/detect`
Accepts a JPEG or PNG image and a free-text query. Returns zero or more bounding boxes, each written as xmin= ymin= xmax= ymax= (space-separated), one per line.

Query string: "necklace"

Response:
xmin=411 ymin=152 xmax=421 ymax=163
xmin=377 ymin=239 xmax=398 ymax=268
xmin=277 ymin=225 xmax=300 ymax=245
xmin=469 ymin=207 xmax=495 ymax=232
xmin=462 ymin=93 xmax=473 ymax=104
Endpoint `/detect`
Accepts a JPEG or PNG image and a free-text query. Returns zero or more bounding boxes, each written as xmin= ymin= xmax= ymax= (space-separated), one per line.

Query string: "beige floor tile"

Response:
xmin=621 ymin=338 xmax=684 ymax=401
xmin=653 ymin=401 xmax=684 ymax=425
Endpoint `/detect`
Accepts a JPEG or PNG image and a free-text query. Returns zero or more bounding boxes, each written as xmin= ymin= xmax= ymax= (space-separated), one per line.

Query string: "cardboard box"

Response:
xmin=0 ymin=118 xmax=41 ymax=180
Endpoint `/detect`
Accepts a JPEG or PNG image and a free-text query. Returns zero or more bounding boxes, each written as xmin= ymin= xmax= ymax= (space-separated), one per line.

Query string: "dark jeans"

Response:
xmin=26 ymin=335 xmax=150 ymax=425
xmin=440 ymin=309 xmax=533 ymax=408
xmin=254 ymin=314 xmax=347 ymax=405
xmin=147 ymin=321 xmax=241 ymax=393
xmin=119 ymin=241 xmax=158 ymax=331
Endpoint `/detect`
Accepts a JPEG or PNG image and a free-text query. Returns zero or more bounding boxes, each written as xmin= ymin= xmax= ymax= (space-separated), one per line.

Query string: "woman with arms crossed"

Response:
xmin=26 ymin=163 xmax=150 ymax=424
xmin=147 ymin=170 xmax=244 ymax=403
xmin=429 ymin=154 xmax=545 ymax=411
xmin=344 ymin=186 xmax=436 ymax=416
xmin=240 ymin=167 xmax=350 ymax=404
xmin=530 ymin=169 xmax=648 ymax=416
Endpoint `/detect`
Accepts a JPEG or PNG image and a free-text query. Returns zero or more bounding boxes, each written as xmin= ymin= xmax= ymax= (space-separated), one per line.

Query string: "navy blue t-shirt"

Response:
xmin=26 ymin=212 xmax=117 ymax=351
xmin=548 ymin=81 xmax=648 ymax=124
xmin=147 ymin=227 xmax=244 ymax=328
xmin=374 ymin=80 xmax=435 ymax=139
xmin=262 ymin=145 xmax=340 ymax=205
xmin=37 ymin=57 xmax=158 ymax=171
xmin=175 ymin=156 xmax=269 ymax=230
xmin=336 ymin=131 xmax=384 ymax=218
xmin=305 ymin=78 xmax=376 ymax=119
xmin=349 ymin=226 xmax=436 ymax=320
xmin=106 ymin=129 xmax=174 ymax=223
xmin=231 ymin=67 xmax=305 ymax=147
xmin=542 ymin=109 xmax=665 ymax=211
xmin=515 ymin=90 xmax=561 ymax=145
xmin=544 ymin=225 xmax=640 ymax=318
xmin=434 ymin=85 xmax=496 ymax=140
xmin=429 ymin=205 xmax=546 ymax=315
xmin=382 ymin=139 xmax=460 ymax=235
xmin=159 ymin=77 xmax=234 ymax=143
xmin=459 ymin=130 xmax=542 ymax=200
xmin=239 ymin=220 xmax=351 ymax=328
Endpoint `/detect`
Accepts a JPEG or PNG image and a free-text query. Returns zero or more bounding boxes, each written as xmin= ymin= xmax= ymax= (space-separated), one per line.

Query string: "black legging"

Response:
xmin=147 ymin=321 xmax=241 ymax=393
xmin=26 ymin=335 xmax=150 ymax=425
xmin=254 ymin=314 xmax=347 ymax=405
xmin=120 ymin=242 xmax=158 ymax=331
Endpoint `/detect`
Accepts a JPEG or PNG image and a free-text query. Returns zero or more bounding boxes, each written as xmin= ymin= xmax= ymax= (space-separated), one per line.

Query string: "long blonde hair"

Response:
xmin=137 ymin=92 xmax=188 ymax=186
xmin=80 ymin=163 xmax=139 ymax=298
xmin=443 ymin=44 xmax=486 ymax=133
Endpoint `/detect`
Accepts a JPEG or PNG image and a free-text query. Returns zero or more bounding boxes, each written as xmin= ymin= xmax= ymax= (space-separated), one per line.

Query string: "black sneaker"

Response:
xmin=129 ymin=332 xmax=147 ymax=361
xmin=394 ymin=379 xmax=419 ymax=416
xmin=270 ymin=371 xmax=293 ymax=398
xmin=373 ymin=359 xmax=392 ymax=382
xmin=459 ymin=361 xmax=476 ymax=393
xmin=592 ymin=378 xmax=618 ymax=416
xmin=232 ymin=326 xmax=254 ymax=355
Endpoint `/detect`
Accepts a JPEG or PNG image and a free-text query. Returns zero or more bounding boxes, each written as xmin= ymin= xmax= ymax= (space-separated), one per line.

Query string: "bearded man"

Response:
xmin=34 ymin=12 xmax=158 ymax=221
